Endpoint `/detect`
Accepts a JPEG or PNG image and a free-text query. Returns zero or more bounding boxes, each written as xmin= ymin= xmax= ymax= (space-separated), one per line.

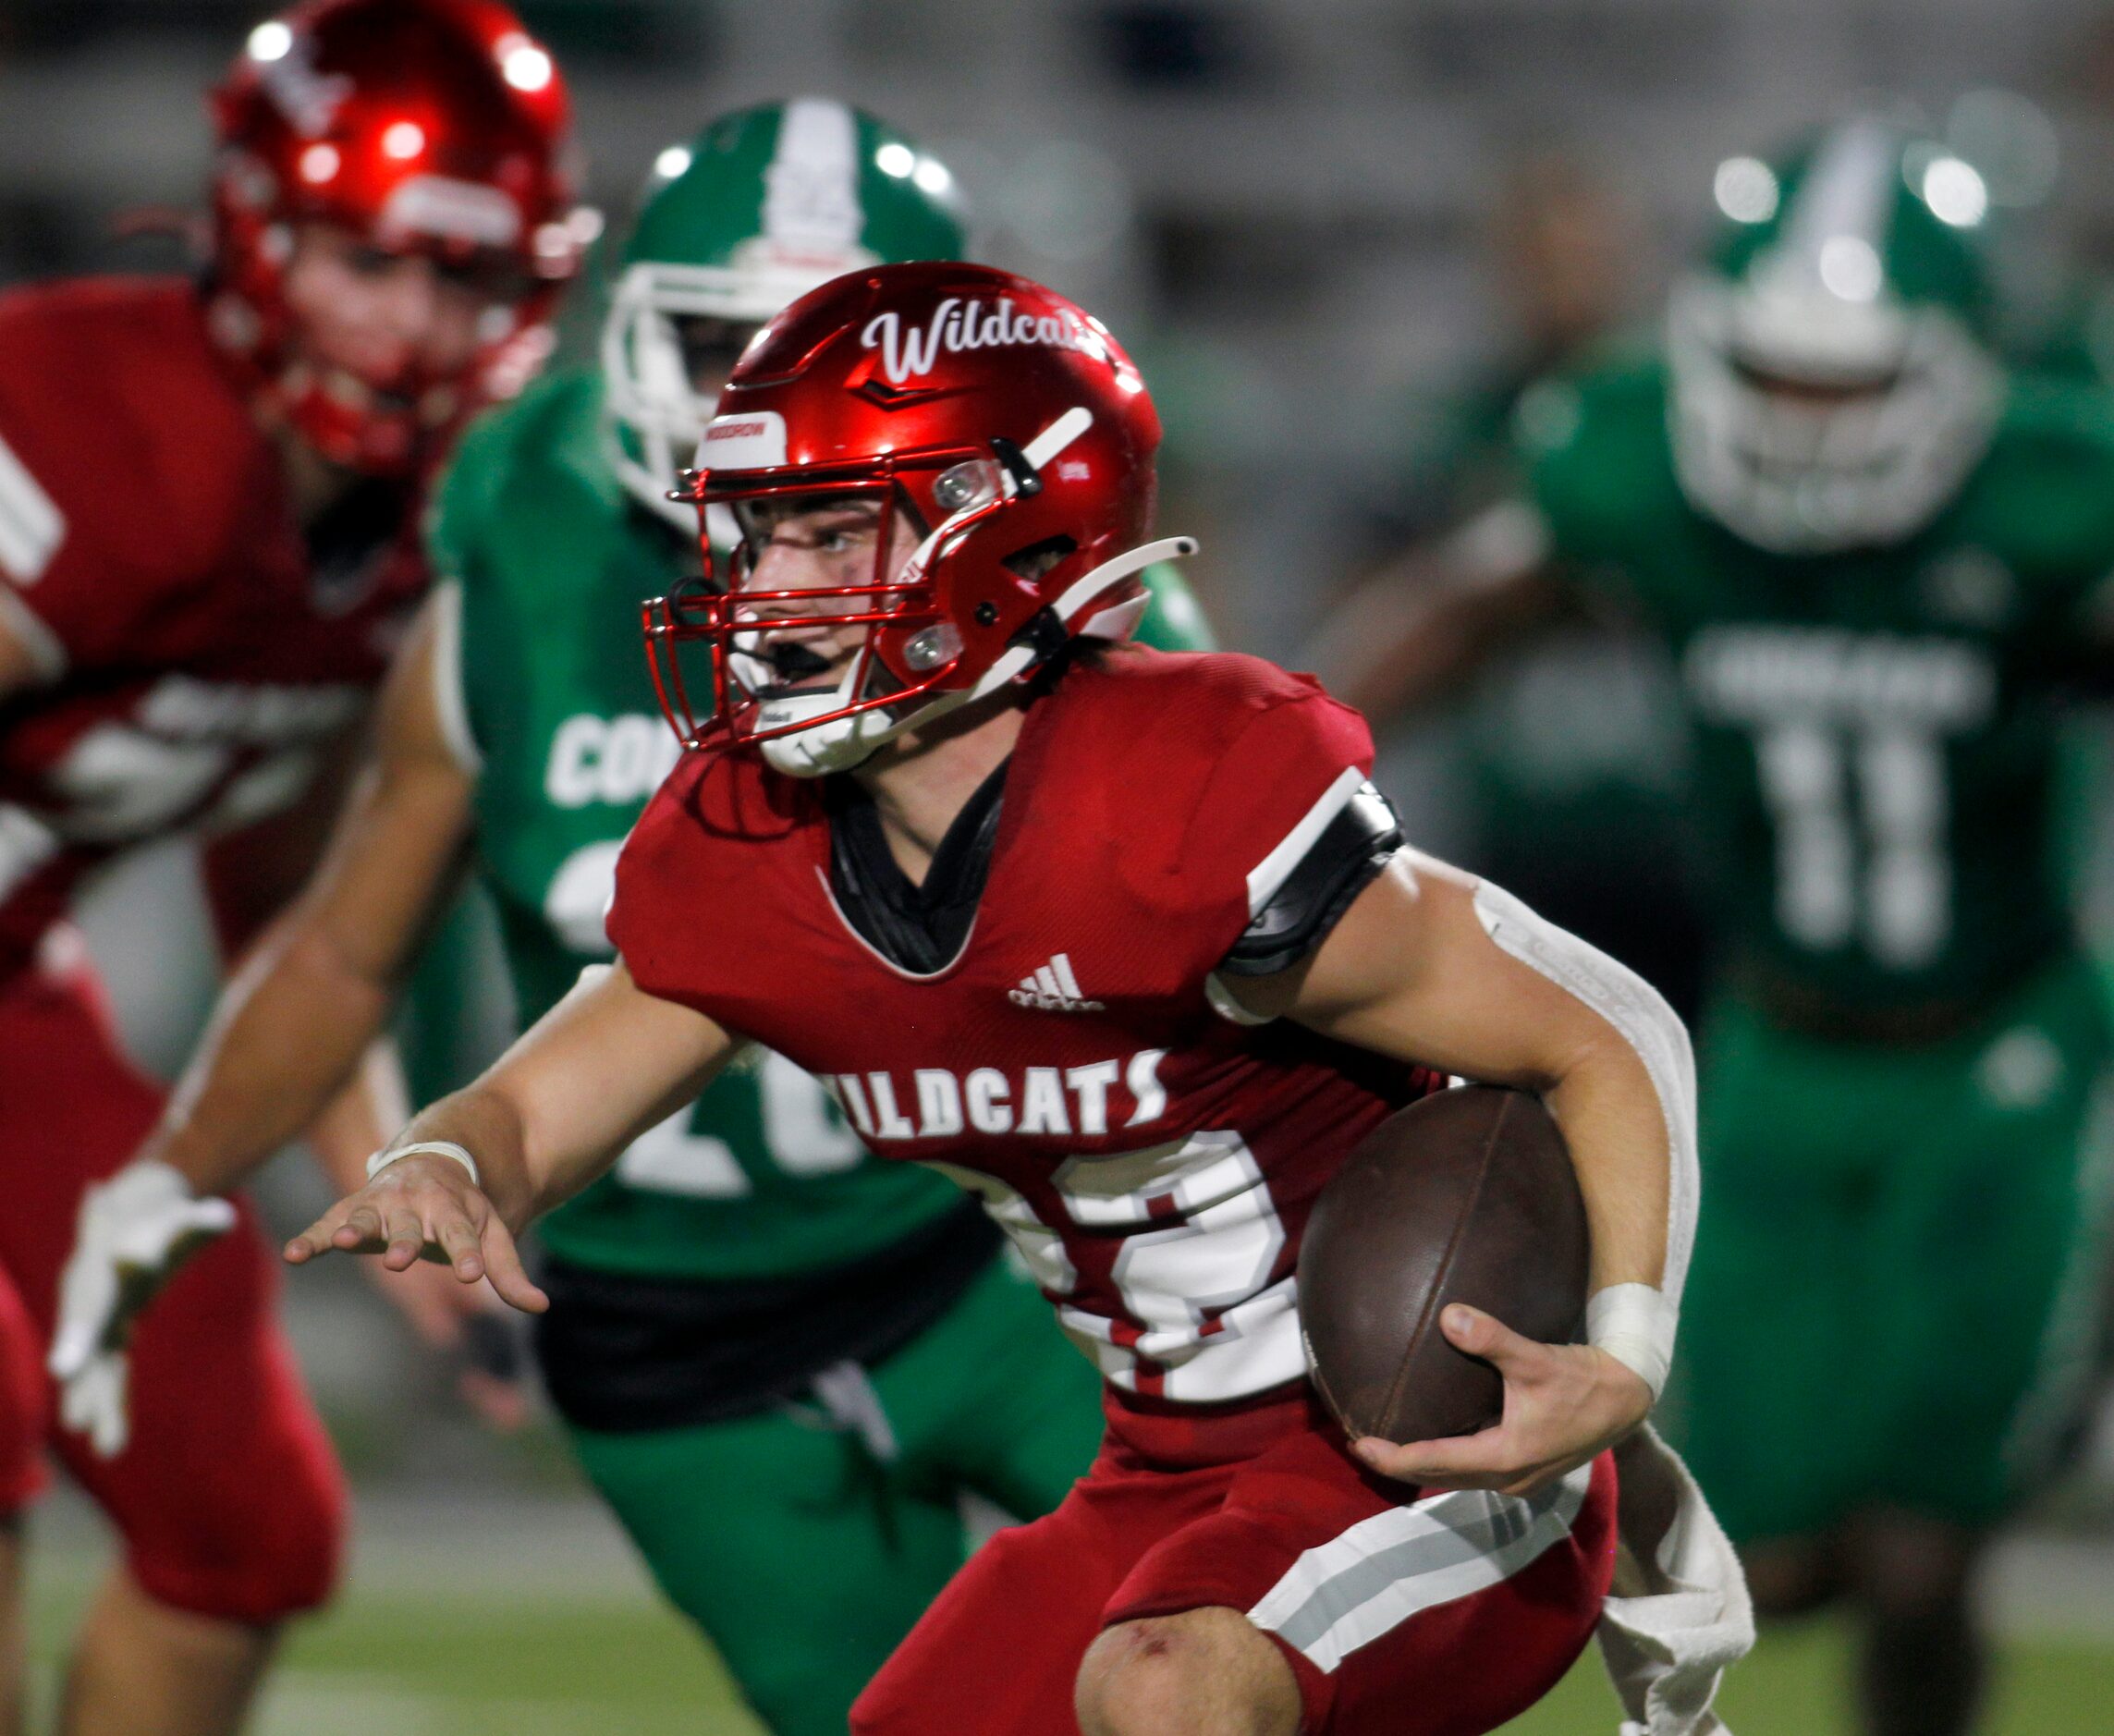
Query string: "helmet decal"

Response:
xmin=752 ymin=98 xmax=873 ymax=271
xmin=376 ymin=175 xmax=524 ymax=249
xmin=254 ymin=27 xmax=355 ymax=136
xmin=857 ymin=298 xmax=1108 ymax=387
xmin=1759 ymin=119 xmax=1899 ymax=301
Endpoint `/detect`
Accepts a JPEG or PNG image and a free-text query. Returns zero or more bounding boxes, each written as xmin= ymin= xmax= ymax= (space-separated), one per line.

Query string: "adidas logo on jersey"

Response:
xmin=1009 ymin=952 xmax=1104 ymax=1013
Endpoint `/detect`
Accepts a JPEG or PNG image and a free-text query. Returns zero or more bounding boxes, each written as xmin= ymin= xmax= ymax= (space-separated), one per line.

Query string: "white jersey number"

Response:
xmin=1755 ymin=721 xmax=1951 ymax=970
xmin=931 ymin=1130 xmax=1307 ymax=1404
xmin=613 ymin=1053 xmax=867 ymax=1199
xmin=1684 ymin=625 xmax=1998 ymax=973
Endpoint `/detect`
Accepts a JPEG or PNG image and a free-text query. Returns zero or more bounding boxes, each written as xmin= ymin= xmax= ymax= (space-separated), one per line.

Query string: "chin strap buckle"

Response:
xmin=988 ymin=434 xmax=1044 ymax=498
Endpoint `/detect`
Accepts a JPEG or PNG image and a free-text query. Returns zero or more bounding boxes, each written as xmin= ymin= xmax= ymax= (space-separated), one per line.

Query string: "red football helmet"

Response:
xmin=207 ymin=0 xmax=585 ymax=474
xmin=645 ymin=262 xmax=1192 ymax=776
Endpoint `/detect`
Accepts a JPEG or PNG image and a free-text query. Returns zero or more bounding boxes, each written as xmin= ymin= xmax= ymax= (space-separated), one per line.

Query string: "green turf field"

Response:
xmin=1509 ymin=1620 xmax=2114 ymax=1735
xmin=26 ymin=1538 xmax=2114 ymax=1734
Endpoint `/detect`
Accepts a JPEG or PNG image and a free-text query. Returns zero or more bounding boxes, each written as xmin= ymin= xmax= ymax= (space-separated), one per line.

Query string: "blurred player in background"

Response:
xmin=1328 ymin=150 xmax=1707 ymax=1022
xmin=52 ymin=103 xmax=1213 ymax=1736
xmin=0 ymin=3 xmax=580 ymax=1731
xmin=276 ymin=259 xmax=1748 ymax=1736
xmin=1329 ymin=118 xmax=2114 ymax=1736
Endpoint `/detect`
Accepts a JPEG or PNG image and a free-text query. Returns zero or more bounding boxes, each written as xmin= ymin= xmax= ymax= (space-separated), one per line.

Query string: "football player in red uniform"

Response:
xmin=287 ymin=263 xmax=1746 ymax=1734
xmin=0 ymin=5 xmax=579 ymax=1732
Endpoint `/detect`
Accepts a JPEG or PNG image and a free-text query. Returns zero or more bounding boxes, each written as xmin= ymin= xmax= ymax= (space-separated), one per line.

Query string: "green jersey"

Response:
xmin=1519 ymin=353 xmax=2114 ymax=1010
xmin=426 ymin=366 xmax=1213 ymax=1280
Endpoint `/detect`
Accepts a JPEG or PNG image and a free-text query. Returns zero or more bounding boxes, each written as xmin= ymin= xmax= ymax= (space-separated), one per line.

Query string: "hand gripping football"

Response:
xmin=1298 ymin=1085 xmax=1589 ymax=1446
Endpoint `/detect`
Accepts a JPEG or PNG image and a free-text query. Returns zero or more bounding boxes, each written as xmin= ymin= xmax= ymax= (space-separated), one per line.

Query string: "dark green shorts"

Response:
xmin=558 ymin=1251 xmax=1103 ymax=1736
xmin=1668 ymin=952 xmax=2114 ymax=1543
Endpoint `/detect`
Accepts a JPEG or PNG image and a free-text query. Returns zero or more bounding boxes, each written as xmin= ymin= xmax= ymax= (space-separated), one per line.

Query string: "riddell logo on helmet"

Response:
xmin=860 ymin=298 xmax=1103 ymax=386
xmin=699 ymin=410 xmax=788 ymax=471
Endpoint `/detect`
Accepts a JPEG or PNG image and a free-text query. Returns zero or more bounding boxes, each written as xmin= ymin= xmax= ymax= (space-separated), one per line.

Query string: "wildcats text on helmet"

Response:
xmin=860 ymin=297 xmax=1105 ymax=386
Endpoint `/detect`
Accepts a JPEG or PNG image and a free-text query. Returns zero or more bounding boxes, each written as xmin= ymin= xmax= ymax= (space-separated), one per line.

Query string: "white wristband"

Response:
xmin=1586 ymin=1282 xmax=1677 ymax=1403
xmin=365 ymin=1141 xmax=481 ymax=1189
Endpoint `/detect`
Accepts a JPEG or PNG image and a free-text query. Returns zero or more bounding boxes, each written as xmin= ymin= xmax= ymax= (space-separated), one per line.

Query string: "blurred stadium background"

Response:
xmin=8 ymin=0 xmax=2114 ymax=1729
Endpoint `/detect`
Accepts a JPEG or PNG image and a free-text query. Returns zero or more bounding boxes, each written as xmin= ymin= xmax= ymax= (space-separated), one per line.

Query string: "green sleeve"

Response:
xmin=1511 ymin=353 xmax=1692 ymax=630
xmin=1514 ymin=358 xmax=1660 ymax=560
xmin=1973 ymin=377 xmax=2114 ymax=642
xmin=422 ymin=400 xmax=518 ymax=589
xmin=420 ymin=407 xmax=520 ymax=772
xmin=1135 ymin=562 xmax=1216 ymax=652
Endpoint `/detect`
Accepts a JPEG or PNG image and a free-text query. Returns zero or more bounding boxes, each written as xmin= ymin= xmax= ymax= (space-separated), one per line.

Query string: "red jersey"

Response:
xmin=611 ymin=648 xmax=1437 ymax=1408
xmin=0 ymin=277 xmax=426 ymax=970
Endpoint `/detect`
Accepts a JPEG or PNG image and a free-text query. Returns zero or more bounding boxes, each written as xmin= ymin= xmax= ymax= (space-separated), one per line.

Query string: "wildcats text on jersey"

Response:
xmin=825 ymin=1049 xmax=1167 ymax=1143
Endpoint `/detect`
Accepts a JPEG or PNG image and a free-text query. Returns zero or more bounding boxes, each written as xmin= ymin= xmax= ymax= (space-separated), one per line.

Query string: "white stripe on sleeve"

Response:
xmin=0 ymin=431 xmax=64 ymax=584
xmin=1243 ymin=764 xmax=1365 ymax=919
xmin=0 ymin=582 xmax=65 ymax=680
xmin=427 ymin=581 xmax=483 ymax=776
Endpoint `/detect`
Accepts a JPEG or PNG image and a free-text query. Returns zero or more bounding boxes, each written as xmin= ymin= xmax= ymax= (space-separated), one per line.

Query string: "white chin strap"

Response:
xmin=755 ymin=534 xmax=1199 ymax=777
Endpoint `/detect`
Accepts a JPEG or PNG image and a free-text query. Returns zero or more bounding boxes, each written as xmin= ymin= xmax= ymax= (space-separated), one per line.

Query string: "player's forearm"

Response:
xmin=382 ymin=1064 xmax=666 ymax=1231
xmin=1467 ymin=880 xmax=1695 ymax=1308
xmin=1540 ymin=1032 xmax=1674 ymax=1295
xmin=1287 ymin=861 xmax=1696 ymax=1309
xmin=154 ymin=612 xmax=478 ymax=1198
xmin=375 ymin=962 xmax=740 ymax=1230
xmin=148 ymin=921 xmax=398 ymax=1196
xmin=1307 ymin=509 xmax=1561 ymax=722
xmin=1457 ymin=878 xmax=1697 ymax=1403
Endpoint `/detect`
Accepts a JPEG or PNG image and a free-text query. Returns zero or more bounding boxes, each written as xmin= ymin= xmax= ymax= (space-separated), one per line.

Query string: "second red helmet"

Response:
xmin=208 ymin=0 xmax=586 ymax=474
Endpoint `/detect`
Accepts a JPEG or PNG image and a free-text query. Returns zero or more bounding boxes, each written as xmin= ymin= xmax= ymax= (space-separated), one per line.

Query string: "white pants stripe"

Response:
xmin=1247 ymin=1461 xmax=1593 ymax=1673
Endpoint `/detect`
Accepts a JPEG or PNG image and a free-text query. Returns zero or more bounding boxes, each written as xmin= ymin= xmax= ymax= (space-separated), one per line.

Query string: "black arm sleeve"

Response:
xmin=1216 ymin=779 xmax=1404 ymax=977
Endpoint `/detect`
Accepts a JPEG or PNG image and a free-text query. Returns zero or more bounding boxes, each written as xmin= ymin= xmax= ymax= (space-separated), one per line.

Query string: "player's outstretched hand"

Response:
xmin=1352 ymin=1303 xmax=1651 ymax=1498
xmin=285 ymin=1154 xmax=549 ymax=1315
xmin=47 ymin=1159 xmax=240 ymax=1459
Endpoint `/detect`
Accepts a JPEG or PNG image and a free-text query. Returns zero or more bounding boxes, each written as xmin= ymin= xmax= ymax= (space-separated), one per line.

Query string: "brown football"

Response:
xmin=1298 ymin=1085 xmax=1588 ymax=1446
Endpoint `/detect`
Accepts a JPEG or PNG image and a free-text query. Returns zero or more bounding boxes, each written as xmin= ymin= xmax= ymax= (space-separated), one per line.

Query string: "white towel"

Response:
xmin=1595 ymin=1424 xmax=1755 ymax=1736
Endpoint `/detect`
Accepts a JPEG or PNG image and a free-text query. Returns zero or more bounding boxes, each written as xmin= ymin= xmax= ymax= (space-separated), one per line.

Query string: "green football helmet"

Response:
xmin=1668 ymin=118 xmax=2004 ymax=554
xmin=603 ymin=97 xmax=968 ymax=529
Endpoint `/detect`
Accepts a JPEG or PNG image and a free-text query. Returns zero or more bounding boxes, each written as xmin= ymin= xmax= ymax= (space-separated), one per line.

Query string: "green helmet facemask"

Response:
xmin=1667 ymin=118 xmax=2004 ymax=554
xmin=602 ymin=98 xmax=968 ymax=531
